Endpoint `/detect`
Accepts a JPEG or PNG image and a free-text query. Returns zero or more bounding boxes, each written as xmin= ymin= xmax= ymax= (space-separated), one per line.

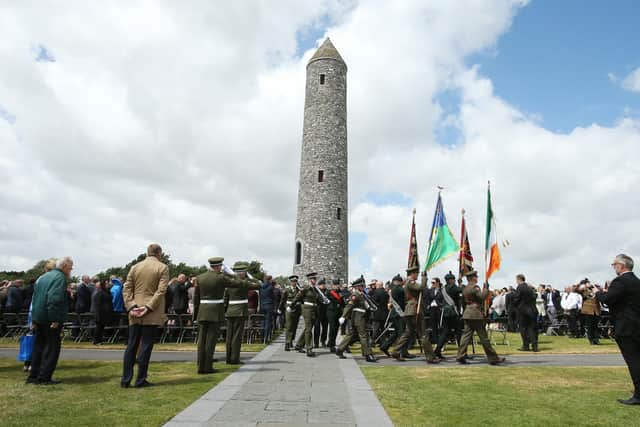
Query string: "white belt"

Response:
xmin=304 ymin=302 xmax=316 ymax=306
xmin=200 ymin=299 xmax=224 ymax=304
xmin=229 ymin=299 xmax=249 ymax=305
xmin=353 ymin=308 xmax=366 ymax=313
xmin=286 ymin=301 xmax=293 ymax=305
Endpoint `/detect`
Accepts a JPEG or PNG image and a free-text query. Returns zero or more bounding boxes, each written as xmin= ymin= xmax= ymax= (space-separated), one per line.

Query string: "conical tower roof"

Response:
xmin=308 ymin=38 xmax=345 ymax=66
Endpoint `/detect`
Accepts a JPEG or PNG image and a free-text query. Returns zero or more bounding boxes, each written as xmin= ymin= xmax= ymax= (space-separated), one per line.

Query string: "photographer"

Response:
xmin=579 ymin=279 xmax=601 ymax=345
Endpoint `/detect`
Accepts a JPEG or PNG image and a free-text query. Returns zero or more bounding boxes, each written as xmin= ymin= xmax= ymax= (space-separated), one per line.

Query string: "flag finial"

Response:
xmin=412 ymin=207 xmax=416 ymax=215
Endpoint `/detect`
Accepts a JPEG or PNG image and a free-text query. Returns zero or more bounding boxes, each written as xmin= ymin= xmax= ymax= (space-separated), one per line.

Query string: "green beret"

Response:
xmin=208 ymin=257 xmax=224 ymax=266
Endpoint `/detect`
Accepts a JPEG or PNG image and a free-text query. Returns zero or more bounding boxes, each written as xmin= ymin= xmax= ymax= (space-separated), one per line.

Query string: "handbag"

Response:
xmin=17 ymin=333 xmax=35 ymax=362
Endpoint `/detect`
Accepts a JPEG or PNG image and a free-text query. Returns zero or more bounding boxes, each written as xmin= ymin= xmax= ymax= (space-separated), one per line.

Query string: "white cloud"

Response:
xmin=1 ymin=0 xmax=638 ymax=288
xmin=621 ymin=67 xmax=640 ymax=93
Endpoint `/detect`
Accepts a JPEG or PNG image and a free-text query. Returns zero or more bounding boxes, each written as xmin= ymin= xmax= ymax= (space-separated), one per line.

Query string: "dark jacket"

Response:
xmin=91 ymin=288 xmax=113 ymax=323
xmin=512 ymin=282 xmax=538 ymax=318
xmin=371 ymin=287 xmax=389 ymax=322
xmin=596 ymin=272 xmax=640 ymax=337
xmin=31 ymin=269 xmax=69 ymax=324
xmin=5 ymin=284 xmax=24 ymax=313
xmin=260 ymin=281 xmax=275 ymax=310
xmin=75 ymin=283 xmax=93 ymax=313
xmin=169 ymin=281 xmax=188 ymax=313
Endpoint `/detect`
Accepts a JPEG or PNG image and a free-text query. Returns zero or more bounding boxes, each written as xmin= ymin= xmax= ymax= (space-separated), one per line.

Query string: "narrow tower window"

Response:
xmin=336 ymin=208 xmax=341 ymax=220
xmin=295 ymin=241 xmax=302 ymax=265
xmin=318 ymin=170 xmax=324 ymax=182
xmin=320 ymin=74 xmax=325 ymax=85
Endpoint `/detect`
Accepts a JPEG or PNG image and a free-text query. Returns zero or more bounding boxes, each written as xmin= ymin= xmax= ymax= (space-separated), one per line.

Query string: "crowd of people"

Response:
xmin=3 ymin=248 xmax=639 ymax=406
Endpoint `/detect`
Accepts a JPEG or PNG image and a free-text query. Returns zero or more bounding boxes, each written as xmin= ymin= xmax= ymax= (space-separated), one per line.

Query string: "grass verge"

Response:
xmin=0 ymin=358 xmax=236 ymax=427
xmin=363 ymin=366 xmax=635 ymax=427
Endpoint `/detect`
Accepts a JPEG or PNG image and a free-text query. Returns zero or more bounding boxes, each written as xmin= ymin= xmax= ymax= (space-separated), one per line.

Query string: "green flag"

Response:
xmin=424 ymin=192 xmax=460 ymax=271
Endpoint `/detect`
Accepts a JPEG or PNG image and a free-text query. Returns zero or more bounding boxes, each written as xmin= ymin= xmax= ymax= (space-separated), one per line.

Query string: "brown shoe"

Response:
xmin=391 ymin=352 xmax=406 ymax=362
xmin=489 ymin=357 xmax=506 ymax=366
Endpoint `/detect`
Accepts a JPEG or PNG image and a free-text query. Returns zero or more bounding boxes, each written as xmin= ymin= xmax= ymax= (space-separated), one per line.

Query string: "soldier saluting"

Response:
xmin=279 ymin=275 xmax=301 ymax=351
xmin=193 ymin=257 xmax=242 ymax=374
xmin=455 ymin=270 xmax=505 ymax=365
xmin=224 ymin=262 xmax=261 ymax=365
xmin=293 ymin=272 xmax=321 ymax=357
xmin=335 ymin=277 xmax=377 ymax=363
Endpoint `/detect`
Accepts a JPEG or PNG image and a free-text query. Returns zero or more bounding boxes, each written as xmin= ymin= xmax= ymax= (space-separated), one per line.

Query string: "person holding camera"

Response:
xmin=580 ymin=279 xmax=601 ymax=345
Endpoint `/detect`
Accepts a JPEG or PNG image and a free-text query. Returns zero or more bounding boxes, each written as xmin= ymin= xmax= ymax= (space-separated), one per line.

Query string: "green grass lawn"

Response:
xmin=363 ymin=366 xmax=636 ymax=427
xmin=362 ymin=332 xmax=619 ymax=356
xmin=0 ymin=358 xmax=237 ymax=427
xmin=0 ymin=338 xmax=267 ymax=353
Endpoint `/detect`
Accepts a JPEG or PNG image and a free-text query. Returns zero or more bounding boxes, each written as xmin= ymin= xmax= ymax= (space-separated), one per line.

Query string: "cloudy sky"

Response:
xmin=1 ymin=0 xmax=638 ymax=287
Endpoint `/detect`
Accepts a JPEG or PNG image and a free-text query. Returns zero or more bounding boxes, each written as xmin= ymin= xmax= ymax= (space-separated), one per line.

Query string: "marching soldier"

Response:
xmin=193 ymin=257 xmax=240 ymax=374
xmin=380 ymin=274 xmax=406 ymax=357
xmin=434 ymin=271 xmax=464 ymax=358
xmin=313 ymin=278 xmax=329 ymax=348
xmin=326 ymin=278 xmax=345 ymax=353
xmin=336 ymin=277 xmax=377 ymax=362
xmin=224 ymin=262 xmax=261 ymax=365
xmin=279 ymin=275 xmax=301 ymax=351
xmin=456 ymin=270 xmax=505 ymax=365
xmin=293 ymin=272 xmax=321 ymax=357
xmin=390 ymin=266 xmax=440 ymax=363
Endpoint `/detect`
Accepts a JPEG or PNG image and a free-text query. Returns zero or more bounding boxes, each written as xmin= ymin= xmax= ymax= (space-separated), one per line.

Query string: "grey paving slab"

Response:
xmin=164 ymin=325 xmax=393 ymax=426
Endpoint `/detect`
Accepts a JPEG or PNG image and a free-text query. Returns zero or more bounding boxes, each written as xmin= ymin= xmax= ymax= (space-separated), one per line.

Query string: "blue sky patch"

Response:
xmin=34 ymin=44 xmax=55 ymax=62
xmin=0 ymin=105 xmax=16 ymax=124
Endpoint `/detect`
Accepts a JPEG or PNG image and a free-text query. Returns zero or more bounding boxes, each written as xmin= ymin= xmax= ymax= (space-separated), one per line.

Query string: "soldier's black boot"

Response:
xmin=284 ymin=343 xmax=291 ymax=351
xmin=295 ymin=345 xmax=303 ymax=353
xmin=306 ymin=349 xmax=316 ymax=358
xmin=336 ymin=349 xmax=346 ymax=359
xmin=365 ymin=354 xmax=377 ymax=363
xmin=329 ymin=346 xmax=336 ymax=353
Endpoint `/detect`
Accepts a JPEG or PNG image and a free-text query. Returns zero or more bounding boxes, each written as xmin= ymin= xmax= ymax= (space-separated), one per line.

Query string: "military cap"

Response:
xmin=444 ymin=271 xmax=456 ymax=281
xmin=306 ymin=272 xmax=318 ymax=279
xmin=208 ymin=257 xmax=224 ymax=266
xmin=288 ymin=275 xmax=299 ymax=282
xmin=464 ymin=269 xmax=478 ymax=278
xmin=232 ymin=261 xmax=248 ymax=272
xmin=351 ymin=276 xmax=365 ymax=287
xmin=332 ymin=278 xmax=341 ymax=285
xmin=318 ymin=277 xmax=326 ymax=285
xmin=392 ymin=274 xmax=403 ymax=283
xmin=406 ymin=265 xmax=420 ymax=274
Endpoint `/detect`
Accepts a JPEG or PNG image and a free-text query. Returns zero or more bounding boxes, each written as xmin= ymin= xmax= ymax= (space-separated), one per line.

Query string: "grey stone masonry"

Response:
xmin=164 ymin=331 xmax=393 ymax=426
xmin=293 ymin=38 xmax=348 ymax=284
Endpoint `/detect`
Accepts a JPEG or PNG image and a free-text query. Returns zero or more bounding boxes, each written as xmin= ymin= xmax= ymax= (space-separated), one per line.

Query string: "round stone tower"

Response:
xmin=293 ymin=38 xmax=348 ymax=283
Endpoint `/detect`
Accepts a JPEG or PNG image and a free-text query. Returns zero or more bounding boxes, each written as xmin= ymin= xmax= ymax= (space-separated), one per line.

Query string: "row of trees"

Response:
xmin=1 ymin=255 xmax=270 ymax=284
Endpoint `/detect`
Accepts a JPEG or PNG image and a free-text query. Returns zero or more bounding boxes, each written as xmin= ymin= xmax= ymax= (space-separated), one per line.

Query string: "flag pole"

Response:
xmin=484 ymin=180 xmax=490 ymax=288
xmin=423 ymin=187 xmax=442 ymax=274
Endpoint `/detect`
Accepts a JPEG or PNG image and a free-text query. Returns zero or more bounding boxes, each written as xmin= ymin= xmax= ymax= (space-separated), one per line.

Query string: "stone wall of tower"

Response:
xmin=293 ymin=52 xmax=348 ymax=283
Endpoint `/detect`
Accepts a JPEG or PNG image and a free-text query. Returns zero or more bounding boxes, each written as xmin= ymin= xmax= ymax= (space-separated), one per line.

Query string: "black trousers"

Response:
xmin=583 ymin=314 xmax=600 ymax=344
xmin=435 ymin=315 xmax=462 ymax=354
xmin=327 ymin=314 xmax=339 ymax=347
xmin=567 ymin=309 xmax=580 ymax=337
xmin=313 ymin=315 xmax=328 ymax=347
xmin=380 ymin=316 xmax=404 ymax=351
xmin=121 ymin=325 xmax=158 ymax=386
xmin=262 ymin=306 xmax=274 ymax=343
xmin=617 ymin=335 xmax=640 ymax=398
xmin=94 ymin=322 xmax=105 ymax=344
xmin=28 ymin=323 xmax=62 ymax=382
xmin=518 ymin=312 xmax=539 ymax=349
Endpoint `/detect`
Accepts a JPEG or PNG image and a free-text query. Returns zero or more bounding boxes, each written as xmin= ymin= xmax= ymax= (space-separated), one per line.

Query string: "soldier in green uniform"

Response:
xmin=224 ymin=262 xmax=261 ymax=365
xmin=380 ymin=274 xmax=406 ymax=357
xmin=434 ymin=271 xmax=464 ymax=358
xmin=335 ymin=277 xmax=377 ymax=363
xmin=326 ymin=278 xmax=345 ymax=353
xmin=293 ymin=272 xmax=321 ymax=357
xmin=278 ymin=275 xmax=301 ymax=351
xmin=455 ymin=270 xmax=505 ymax=365
xmin=193 ymin=257 xmax=241 ymax=374
xmin=390 ymin=266 xmax=440 ymax=363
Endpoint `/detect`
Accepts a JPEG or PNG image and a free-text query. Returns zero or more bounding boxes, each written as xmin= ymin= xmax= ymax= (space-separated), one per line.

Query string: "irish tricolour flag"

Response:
xmin=484 ymin=182 xmax=501 ymax=281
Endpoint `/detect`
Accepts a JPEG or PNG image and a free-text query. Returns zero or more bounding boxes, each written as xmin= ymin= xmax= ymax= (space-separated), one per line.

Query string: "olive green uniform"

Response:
xmin=293 ymin=284 xmax=321 ymax=351
xmin=224 ymin=278 xmax=261 ymax=364
xmin=456 ymin=284 xmax=500 ymax=363
xmin=193 ymin=270 xmax=241 ymax=373
xmin=279 ymin=285 xmax=301 ymax=346
xmin=337 ymin=290 xmax=373 ymax=356
xmin=392 ymin=275 xmax=438 ymax=362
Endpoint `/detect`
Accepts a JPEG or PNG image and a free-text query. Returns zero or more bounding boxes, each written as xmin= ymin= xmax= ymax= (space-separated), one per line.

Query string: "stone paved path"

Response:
xmin=164 ymin=332 xmax=393 ymax=426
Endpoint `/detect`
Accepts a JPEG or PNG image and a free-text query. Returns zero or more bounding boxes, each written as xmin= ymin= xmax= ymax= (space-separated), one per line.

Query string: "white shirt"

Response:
xmin=561 ymin=292 xmax=582 ymax=310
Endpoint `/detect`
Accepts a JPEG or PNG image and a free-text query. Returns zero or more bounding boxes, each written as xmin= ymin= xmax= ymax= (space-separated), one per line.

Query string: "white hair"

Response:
xmin=56 ymin=256 xmax=74 ymax=269
xmin=615 ymin=254 xmax=634 ymax=270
